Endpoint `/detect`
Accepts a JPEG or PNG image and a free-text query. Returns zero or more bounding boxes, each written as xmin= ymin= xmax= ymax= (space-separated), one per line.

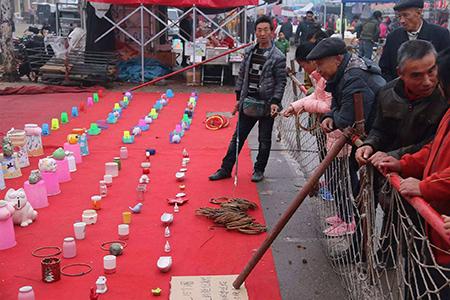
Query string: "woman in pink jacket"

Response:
xmin=283 ymin=42 xmax=354 ymax=237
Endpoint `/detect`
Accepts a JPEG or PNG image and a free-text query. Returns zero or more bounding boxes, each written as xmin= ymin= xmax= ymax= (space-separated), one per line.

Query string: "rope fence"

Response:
xmin=276 ymin=69 xmax=450 ymax=300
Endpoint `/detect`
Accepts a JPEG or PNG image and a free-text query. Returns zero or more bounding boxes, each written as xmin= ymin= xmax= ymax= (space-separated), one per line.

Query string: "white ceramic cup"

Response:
xmin=73 ymin=222 xmax=86 ymax=240
xmin=103 ymin=255 xmax=116 ymax=274
xmin=103 ymin=174 xmax=113 ymax=186
xmin=118 ymin=224 xmax=129 ymax=239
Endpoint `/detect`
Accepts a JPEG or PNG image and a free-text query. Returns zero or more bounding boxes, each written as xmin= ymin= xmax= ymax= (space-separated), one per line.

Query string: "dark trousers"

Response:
xmin=360 ymin=40 xmax=374 ymax=60
xmin=221 ymin=112 xmax=275 ymax=174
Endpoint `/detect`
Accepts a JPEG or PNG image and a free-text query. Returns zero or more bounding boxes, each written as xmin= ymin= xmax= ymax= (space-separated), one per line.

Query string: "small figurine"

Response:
xmin=129 ymin=203 xmax=143 ymax=214
xmin=137 ymin=119 xmax=149 ymax=131
xmin=160 ymin=213 xmax=173 ymax=225
xmin=144 ymin=116 xmax=153 ymax=124
xmin=106 ymin=112 xmax=117 ymax=124
xmin=122 ymin=131 xmax=135 ymax=144
xmin=151 ymin=288 xmax=162 ymax=296
xmin=95 ymin=276 xmax=107 ymax=294
xmin=29 ymin=170 xmax=42 ymax=184
xmin=38 ymin=157 xmax=57 ymax=172
xmin=164 ymin=226 xmax=170 ymax=238
xmin=2 ymin=137 xmax=14 ymax=157
xmin=132 ymin=126 xmax=142 ymax=136
xmin=52 ymin=148 xmax=66 ymax=160
xmin=157 ymin=256 xmax=172 ymax=273
xmin=139 ymin=175 xmax=149 ymax=184
xmin=5 ymin=188 xmax=38 ymax=227
xmin=79 ymin=133 xmax=89 ymax=156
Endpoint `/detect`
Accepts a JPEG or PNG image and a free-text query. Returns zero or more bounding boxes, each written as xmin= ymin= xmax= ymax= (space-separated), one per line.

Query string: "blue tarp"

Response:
xmin=117 ymin=58 xmax=170 ymax=83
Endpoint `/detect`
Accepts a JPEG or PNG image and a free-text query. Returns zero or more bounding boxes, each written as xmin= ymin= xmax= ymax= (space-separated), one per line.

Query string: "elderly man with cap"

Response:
xmin=379 ymin=0 xmax=450 ymax=81
xmin=307 ymin=37 xmax=386 ymax=235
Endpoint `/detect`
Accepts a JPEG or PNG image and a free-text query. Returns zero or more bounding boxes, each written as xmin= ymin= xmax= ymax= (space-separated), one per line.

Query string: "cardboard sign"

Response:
xmin=170 ymin=275 xmax=249 ymax=300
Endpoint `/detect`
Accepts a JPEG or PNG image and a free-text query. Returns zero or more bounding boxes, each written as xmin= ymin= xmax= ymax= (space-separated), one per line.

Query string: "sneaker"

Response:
xmin=323 ymin=221 xmax=356 ymax=237
xmin=325 ymin=215 xmax=343 ymax=226
xmin=319 ymin=187 xmax=334 ymax=201
xmin=251 ymin=170 xmax=264 ymax=182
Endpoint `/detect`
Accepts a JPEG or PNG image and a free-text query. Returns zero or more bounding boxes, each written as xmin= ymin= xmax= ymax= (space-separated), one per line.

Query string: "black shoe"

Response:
xmin=251 ymin=170 xmax=264 ymax=182
xmin=209 ymin=169 xmax=231 ymax=181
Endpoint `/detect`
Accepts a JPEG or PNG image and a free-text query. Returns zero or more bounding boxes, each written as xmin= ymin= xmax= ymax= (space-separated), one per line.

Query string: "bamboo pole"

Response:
xmin=232 ymin=127 xmax=353 ymax=289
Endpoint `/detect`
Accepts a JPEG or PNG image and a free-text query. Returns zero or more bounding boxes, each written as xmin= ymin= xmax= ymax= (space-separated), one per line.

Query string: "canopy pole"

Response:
xmin=192 ymin=6 xmax=197 ymax=84
xmin=140 ymin=4 xmax=145 ymax=82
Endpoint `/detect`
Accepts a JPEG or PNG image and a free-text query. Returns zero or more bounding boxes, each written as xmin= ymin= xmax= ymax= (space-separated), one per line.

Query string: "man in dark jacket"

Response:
xmin=356 ymin=40 xmax=448 ymax=289
xmin=356 ymin=40 xmax=448 ymax=165
xmin=209 ymin=16 xmax=287 ymax=182
xmin=379 ymin=0 xmax=450 ymax=81
xmin=280 ymin=17 xmax=293 ymax=42
xmin=311 ymin=37 xmax=386 ymax=187
xmin=306 ymin=37 xmax=385 ymax=235
xmin=357 ymin=11 xmax=382 ymax=59
xmin=295 ymin=11 xmax=318 ymax=45
xmin=309 ymin=38 xmax=386 ymax=135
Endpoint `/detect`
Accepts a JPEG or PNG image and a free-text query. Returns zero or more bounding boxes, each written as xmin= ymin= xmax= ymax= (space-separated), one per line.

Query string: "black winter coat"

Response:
xmin=280 ymin=22 xmax=293 ymax=40
xmin=362 ymin=79 xmax=448 ymax=158
xmin=323 ymin=53 xmax=386 ymax=132
xmin=379 ymin=20 xmax=450 ymax=82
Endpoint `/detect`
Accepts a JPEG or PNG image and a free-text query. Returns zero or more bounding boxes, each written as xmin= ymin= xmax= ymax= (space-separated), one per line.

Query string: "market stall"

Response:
xmin=88 ymin=0 xmax=258 ymax=82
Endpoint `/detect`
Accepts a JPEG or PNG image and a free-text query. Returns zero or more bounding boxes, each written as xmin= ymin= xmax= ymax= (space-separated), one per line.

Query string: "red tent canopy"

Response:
xmin=89 ymin=0 xmax=258 ymax=8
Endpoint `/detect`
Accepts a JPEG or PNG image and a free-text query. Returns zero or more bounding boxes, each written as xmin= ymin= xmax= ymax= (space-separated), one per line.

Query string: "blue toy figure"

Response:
xmin=107 ymin=112 xmax=117 ymax=124
xmin=166 ymin=89 xmax=174 ymax=98
xmin=71 ymin=106 xmax=79 ymax=117
xmin=79 ymin=133 xmax=89 ymax=156
xmin=41 ymin=123 xmax=50 ymax=136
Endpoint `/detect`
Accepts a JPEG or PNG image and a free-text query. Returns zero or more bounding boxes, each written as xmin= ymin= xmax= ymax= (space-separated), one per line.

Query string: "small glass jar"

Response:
xmin=63 ymin=237 xmax=77 ymax=258
xmin=18 ymin=286 xmax=35 ymax=300
xmin=113 ymin=157 xmax=121 ymax=170
xmin=99 ymin=181 xmax=108 ymax=198
xmin=120 ymin=147 xmax=128 ymax=159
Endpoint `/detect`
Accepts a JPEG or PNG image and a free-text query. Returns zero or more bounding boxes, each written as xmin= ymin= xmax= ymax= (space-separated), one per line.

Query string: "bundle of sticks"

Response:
xmin=196 ymin=197 xmax=267 ymax=235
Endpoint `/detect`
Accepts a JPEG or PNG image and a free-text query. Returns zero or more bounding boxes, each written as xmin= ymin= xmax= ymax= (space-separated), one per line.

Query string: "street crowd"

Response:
xmin=208 ymin=0 xmax=450 ymax=297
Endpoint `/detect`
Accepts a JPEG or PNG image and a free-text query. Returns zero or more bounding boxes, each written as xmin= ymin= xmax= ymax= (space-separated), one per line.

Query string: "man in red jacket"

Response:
xmin=379 ymin=47 xmax=450 ymax=298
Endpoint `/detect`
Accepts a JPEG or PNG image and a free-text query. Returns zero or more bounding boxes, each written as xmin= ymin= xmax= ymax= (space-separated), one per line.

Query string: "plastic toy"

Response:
xmin=61 ymin=112 xmax=69 ymax=124
xmin=122 ymin=131 xmax=134 ymax=144
xmin=51 ymin=118 xmax=59 ymax=130
xmin=87 ymin=123 xmax=101 ymax=136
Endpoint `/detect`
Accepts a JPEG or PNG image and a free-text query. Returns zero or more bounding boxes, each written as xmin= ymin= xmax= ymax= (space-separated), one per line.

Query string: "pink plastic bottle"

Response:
xmin=63 ymin=237 xmax=77 ymax=258
xmin=0 ymin=200 xmax=17 ymax=250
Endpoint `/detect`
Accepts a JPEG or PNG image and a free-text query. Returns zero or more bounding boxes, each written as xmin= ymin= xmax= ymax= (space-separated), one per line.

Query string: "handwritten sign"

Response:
xmin=170 ymin=275 xmax=249 ymax=300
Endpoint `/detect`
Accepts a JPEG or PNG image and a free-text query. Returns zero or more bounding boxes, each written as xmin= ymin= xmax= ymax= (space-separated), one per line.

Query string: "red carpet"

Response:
xmin=0 ymin=92 xmax=281 ymax=299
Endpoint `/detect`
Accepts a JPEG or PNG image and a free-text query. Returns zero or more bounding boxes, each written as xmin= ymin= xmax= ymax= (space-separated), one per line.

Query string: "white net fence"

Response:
xmin=276 ymin=71 xmax=450 ymax=299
